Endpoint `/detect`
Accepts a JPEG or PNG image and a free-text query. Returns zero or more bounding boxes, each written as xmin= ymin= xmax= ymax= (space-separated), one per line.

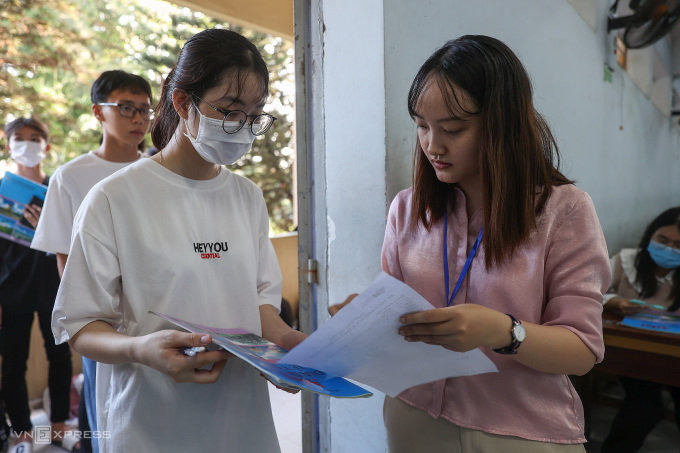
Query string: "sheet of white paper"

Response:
xmin=279 ymin=272 xmax=498 ymax=397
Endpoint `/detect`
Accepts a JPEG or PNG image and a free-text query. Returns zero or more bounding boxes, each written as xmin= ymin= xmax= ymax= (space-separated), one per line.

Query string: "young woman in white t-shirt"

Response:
xmin=53 ymin=28 xmax=306 ymax=452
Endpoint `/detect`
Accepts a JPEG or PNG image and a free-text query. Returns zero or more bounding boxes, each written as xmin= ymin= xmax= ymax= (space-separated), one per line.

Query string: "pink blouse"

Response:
xmin=381 ymin=184 xmax=610 ymax=443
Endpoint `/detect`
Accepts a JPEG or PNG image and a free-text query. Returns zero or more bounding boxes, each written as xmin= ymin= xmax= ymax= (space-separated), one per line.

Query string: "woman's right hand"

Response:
xmin=133 ymin=330 xmax=232 ymax=384
xmin=604 ymin=297 xmax=644 ymax=316
xmin=328 ymin=293 xmax=358 ymax=316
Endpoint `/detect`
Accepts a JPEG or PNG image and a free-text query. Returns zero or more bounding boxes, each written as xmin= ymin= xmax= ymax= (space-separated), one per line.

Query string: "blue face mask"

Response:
xmin=647 ymin=240 xmax=680 ymax=270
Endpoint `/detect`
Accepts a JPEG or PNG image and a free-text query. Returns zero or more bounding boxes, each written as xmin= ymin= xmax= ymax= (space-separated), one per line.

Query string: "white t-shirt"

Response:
xmin=31 ymin=151 xmax=139 ymax=255
xmin=52 ymin=159 xmax=282 ymax=452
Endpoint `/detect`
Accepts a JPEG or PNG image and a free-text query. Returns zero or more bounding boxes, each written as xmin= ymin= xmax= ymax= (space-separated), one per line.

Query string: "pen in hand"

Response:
xmin=629 ymin=299 xmax=667 ymax=311
xmin=179 ymin=346 xmax=207 ymax=357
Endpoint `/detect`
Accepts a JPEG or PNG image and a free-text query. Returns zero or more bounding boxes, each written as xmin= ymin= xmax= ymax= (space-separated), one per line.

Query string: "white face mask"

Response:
xmin=184 ymin=107 xmax=256 ymax=166
xmin=9 ymin=139 xmax=46 ymax=168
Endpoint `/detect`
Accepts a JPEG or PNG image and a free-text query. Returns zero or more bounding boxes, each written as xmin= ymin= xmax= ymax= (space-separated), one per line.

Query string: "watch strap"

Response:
xmin=491 ymin=314 xmax=523 ymax=355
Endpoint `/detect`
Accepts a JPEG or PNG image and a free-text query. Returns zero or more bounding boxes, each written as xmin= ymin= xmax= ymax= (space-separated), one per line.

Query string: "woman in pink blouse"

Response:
xmin=332 ymin=35 xmax=610 ymax=452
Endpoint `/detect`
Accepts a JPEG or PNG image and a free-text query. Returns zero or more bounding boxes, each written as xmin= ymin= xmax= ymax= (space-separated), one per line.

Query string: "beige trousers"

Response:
xmin=384 ymin=396 xmax=587 ymax=453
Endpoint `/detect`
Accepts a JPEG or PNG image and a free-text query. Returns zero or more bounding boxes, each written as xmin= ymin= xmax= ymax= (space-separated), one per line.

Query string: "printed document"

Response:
xmin=150 ymin=311 xmax=373 ymax=399
xmin=0 ymin=172 xmax=48 ymax=246
xmin=279 ymin=272 xmax=498 ymax=397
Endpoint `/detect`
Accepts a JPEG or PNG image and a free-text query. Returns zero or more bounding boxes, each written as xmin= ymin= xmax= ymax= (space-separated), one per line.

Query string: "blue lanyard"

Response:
xmin=444 ymin=215 xmax=483 ymax=307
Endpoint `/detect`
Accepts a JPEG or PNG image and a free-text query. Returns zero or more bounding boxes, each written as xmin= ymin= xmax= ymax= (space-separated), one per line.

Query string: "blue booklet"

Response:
xmin=621 ymin=309 xmax=680 ymax=335
xmin=150 ymin=311 xmax=373 ymax=399
xmin=0 ymin=172 xmax=48 ymax=247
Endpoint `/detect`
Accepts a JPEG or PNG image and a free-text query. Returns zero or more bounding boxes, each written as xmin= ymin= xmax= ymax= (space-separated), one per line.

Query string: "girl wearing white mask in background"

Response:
xmin=601 ymin=207 xmax=680 ymax=453
xmin=6 ymin=117 xmax=50 ymax=223
xmin=1 ymin=117 xmax=74 ymax=453
xmin=51 ymin=28 xmax=306 ymax=452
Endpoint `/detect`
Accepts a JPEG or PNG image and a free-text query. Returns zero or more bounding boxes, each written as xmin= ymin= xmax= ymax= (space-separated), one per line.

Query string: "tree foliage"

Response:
xmin=0 ymin=0 xmax=296 ymax=232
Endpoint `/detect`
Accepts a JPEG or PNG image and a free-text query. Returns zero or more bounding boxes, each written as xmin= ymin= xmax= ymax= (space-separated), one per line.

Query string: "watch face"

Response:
xmin=513 ymin=324 xmax=526 ymax=342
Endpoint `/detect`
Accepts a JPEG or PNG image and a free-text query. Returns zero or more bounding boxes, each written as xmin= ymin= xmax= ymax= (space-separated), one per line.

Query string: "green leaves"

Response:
xmin=1 ymin=0 xmax=295 ymax=232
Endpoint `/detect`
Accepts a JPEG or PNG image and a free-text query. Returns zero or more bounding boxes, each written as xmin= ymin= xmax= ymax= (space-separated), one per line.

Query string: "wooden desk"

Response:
xmin=595 ymin=312 xmax=680 ymax=387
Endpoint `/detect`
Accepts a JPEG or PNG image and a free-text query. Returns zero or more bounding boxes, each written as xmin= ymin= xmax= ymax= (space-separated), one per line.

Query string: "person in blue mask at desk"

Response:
xmin=601 ymin=206 xmax=680 ymax=453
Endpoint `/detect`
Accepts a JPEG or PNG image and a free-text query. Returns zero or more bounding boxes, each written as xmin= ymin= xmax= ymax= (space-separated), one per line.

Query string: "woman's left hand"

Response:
xmin=279 ymin=329 xmax=308 ymax=351
xmin=260 ymin=373 xmax=302 ymax=394
xmin=259 ymin=330 xmax=308 ymax=394
xmin=398 ymin=304 xmax=512 ymax=352
xmin=258 ymin=304 xmax=310 ymax=393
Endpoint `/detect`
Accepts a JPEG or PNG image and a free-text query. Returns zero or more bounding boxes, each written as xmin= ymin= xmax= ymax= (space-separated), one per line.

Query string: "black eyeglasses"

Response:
xmin=97 ymin=103 xmax=154 ymax=121
xmin=191 ymin=94 xmax=276 ymax=136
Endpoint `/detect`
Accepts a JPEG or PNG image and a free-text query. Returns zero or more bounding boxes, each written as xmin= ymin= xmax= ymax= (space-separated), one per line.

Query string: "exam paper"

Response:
xmin=279 ymin=272 xmax=498 ymax=397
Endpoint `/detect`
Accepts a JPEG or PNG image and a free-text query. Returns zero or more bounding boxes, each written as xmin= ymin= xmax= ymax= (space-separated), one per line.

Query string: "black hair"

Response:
xmin=91 ymin=70 xmax=153 ymax=104
xmin=151 ymin=28 xmax=269 ymax=150
xmin=4 ymin=117 xmax=50 ymax=142
xmin=635 ymin=207 xmax=680 ymax=310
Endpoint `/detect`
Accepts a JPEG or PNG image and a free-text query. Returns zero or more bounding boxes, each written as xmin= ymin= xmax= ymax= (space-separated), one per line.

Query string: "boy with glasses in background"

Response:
xmin=31 ymin=70 xmax=152 ymax=453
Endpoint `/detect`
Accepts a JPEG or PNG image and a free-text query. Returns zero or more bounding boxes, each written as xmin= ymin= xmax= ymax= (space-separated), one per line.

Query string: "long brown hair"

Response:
xmin=408 ymin=35 xmax=572 ymax=269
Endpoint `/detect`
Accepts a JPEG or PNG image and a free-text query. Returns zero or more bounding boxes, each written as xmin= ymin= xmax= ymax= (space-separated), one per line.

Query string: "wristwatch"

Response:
xmin=492 ymin=314 xmax=526 ymax=355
